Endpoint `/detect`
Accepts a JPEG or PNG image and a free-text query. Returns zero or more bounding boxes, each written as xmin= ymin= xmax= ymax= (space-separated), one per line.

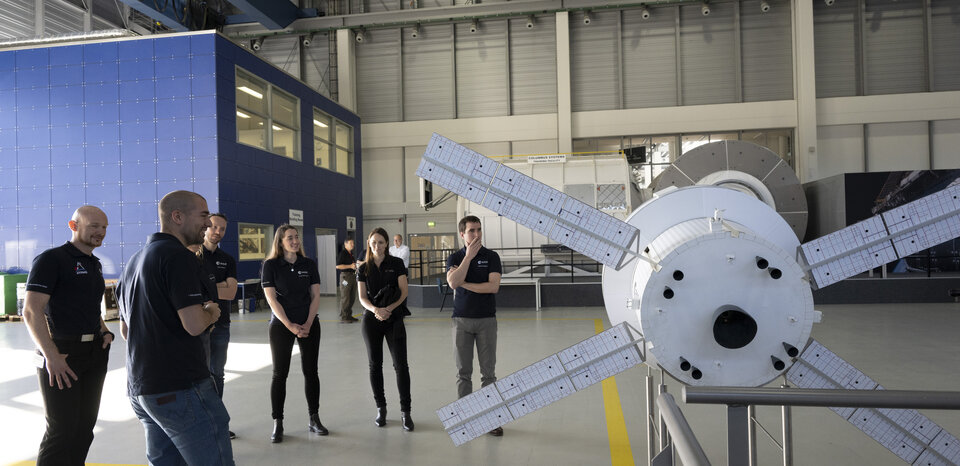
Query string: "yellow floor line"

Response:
xmin=595 ymin=318 xmax=635 ymax=466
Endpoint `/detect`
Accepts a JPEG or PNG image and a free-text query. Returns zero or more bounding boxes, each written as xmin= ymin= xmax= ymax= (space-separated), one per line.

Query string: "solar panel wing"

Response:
xmin=416 ymin=133 xmax=640 ymax=270
xmin=786 ymin=339 xmax=960 ymax=465
xmin=435 ymin=323 xmax=643 ymax=446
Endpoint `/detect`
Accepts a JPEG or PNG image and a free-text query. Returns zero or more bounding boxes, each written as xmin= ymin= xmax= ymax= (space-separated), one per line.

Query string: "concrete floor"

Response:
xmin=2 ymin=297 xmax=959 ymax=465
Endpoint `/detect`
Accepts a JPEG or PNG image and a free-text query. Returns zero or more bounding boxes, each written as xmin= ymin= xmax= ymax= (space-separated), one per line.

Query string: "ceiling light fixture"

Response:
xmin=237 ymin=86 xmax=263 ymax=99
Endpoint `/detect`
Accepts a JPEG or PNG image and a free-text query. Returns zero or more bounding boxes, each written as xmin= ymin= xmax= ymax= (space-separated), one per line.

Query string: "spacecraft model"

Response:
xmin=417 ymin=134 xmax=960 ymax=464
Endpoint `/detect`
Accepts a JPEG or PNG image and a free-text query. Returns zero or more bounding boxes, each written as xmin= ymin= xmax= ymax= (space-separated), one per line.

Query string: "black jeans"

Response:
xmin=37 ymin=338 xmax=109 ymax=466
xmin=269 ymin=318 xmax=320 ymax=420
xmin=361 ymin=312 xmax=411 ymax=412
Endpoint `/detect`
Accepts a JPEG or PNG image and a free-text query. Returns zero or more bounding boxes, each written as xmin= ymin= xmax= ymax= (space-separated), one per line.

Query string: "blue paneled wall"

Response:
xmin=0 ymin=31 xmax=362 ymax=280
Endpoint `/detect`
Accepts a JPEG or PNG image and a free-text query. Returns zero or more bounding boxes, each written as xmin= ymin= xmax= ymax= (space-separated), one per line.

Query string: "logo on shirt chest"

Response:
xmin=297 ymin=270 xmax=310 ymax=278
xmin=75 ymin=262 xmax=88 ymax=275
xmin=475 ymin=260 xmax=488 ymax=268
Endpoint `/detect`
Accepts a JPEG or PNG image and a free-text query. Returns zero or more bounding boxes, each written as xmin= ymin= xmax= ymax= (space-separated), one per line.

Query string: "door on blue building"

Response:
xmin=315 ymin=229 xmax=337 ymax=295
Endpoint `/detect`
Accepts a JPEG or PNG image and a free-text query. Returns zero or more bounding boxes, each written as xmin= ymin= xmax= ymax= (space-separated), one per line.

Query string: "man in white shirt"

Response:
xmin=389 ymin=234 xmax=410 ymax=269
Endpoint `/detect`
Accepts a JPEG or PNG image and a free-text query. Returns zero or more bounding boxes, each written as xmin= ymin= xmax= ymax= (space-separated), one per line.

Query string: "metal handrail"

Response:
xmin=657 ymin=393 xmax=711 ymax=466
xmin=683 ymin=386 xmax=960 ymax=410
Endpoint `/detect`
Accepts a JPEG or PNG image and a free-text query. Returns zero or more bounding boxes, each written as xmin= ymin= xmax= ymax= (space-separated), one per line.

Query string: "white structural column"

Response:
xmin=337 ymin=28 xmax=358 ymax=113
xmin=555 ymin=12 xmax=572 ymax=154
xmin=34 ymin=0 xmax=43 ymax=35
xmin=792 ymin=0 xmax=818 ymax=183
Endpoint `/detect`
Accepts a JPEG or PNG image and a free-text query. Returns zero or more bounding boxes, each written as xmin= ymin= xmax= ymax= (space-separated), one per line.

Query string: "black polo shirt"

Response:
xmin=445 ymin=246 xmax=502 ymax=319
xmin=261 ymin=255 xmax=320 ymax=325
xmin=117 ymin=233 xmax=207 ymax=396
xmin=202 ymin=245 xmax=237 ymax=325
xmin=358 ymin=255 xmax=407 ymax=320
xmin=25 ymin=242 xmax=105 ymax=337
xmin=337 ymin=248 xmax=356 ymax=279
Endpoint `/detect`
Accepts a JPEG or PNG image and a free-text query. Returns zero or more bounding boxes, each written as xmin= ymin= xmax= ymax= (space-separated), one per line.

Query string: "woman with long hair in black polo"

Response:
xmin=261 ymin=225 xmax=328 ymax=443
xmin=357 ymin=227 xmax=414 ymax=431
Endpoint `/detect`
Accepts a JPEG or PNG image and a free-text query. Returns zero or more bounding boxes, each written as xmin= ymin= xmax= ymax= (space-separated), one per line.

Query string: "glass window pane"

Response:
xmin=314 ymin=139 xmax=331 ymax=169
xmin=236 ymin=70 xmax=267 ymax=115
xmin=336 ymin=148 xmax=351 ymax=176
xmin=681 ymin=134 xmax=710 ymax=154
xmin=335 ymin=122 xmax=352 ymax=149
xmin=272 ymin=90 xmax=298 ymax=128
xmin=710 ymin=132 xmax=739 ymax=143
xmin=237 ymin=113 xmax=267 ymax=150
xmin=238 ymin=223 xmax=273 ymax=261
xmin=313 ymin=109 xmax=331 ymax=141
xmin=271 ymin=123 xmax=298 ymax=160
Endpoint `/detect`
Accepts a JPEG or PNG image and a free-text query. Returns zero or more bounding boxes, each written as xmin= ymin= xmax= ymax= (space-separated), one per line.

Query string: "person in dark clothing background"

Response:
xmin=335 ymin=238 xmax=359 ymax=323
xmin=357 ymin=227 xmax=414 ymax=431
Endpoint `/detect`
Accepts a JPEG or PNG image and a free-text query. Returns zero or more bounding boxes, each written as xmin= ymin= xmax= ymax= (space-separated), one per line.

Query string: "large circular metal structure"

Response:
xmin=602 ymin=185 xmax=818 ymax=387
xmin=652 ymin=140 xmax=809 ymax=240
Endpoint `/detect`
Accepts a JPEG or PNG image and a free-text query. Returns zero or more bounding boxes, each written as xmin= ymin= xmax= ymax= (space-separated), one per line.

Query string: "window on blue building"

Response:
xmin=313 ymin=107 xmax=353 ymax=177
xmin=236 ymin=67 xmax=301 ymax=161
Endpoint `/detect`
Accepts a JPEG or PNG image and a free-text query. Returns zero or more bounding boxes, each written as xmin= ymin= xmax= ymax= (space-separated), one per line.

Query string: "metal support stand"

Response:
xmin=646 ymin=368 xmax=656 ymax=465
xmin=781 ymin=382 xmax=793 ymax=466
xmin=747 ymin=405 xmax=757 ymax=466
xmin=727 ymin=404 xmax=749 ymax=466
xmin=659 ymin=370 xmax=670 ymax=452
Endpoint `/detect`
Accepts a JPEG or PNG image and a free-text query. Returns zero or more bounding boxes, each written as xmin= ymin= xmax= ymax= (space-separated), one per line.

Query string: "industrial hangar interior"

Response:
xmin=1 ymin=0 xmax=960 ymax=465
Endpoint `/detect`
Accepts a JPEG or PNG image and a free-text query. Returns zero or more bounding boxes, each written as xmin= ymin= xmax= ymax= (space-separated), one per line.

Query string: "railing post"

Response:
xmin=747 ymin=404 xmax=757 ymax=466
xmin=781 ymin=382 xmax=793 ymax=466
xmin=727 ymin=404 xmax=750 ymax=466
xmin=647 ymin=368 xmax=656 ymax=465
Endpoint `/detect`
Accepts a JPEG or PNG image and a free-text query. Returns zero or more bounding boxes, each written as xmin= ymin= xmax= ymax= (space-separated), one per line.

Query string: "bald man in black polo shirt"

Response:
xmin=23 ymin=205 xmax=113 ymax=466
xmin=117 ymin=190 xmax=234 ymax=465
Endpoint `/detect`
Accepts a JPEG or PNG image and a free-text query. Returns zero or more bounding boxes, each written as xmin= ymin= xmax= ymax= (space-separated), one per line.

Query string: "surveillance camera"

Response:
xmin=470 ymin=19 xmax=478 ymax=33
xmin=824 ymin=0 xmax=834 ymax=5
xmin=760 ymin=0 xmax=770 ymax=12
xmin=302 ymin=34 xmax=313 ymax=47
xmin=583 ymin=11 xmax=592 ymax=25
xmin=640 ymin=6 xmax=651 ymax=20
xmin=525 ymin=15 xmax=534 ymax=29
xmin=355 ymin=29 xmax=366 ymax=43
xmin=251 ymin=38 xmax=262 ymax=51
xmin=701 ymin=3 xmax=711 ymax=16
xmin=411 ymin=24 xmax=420 ymax=38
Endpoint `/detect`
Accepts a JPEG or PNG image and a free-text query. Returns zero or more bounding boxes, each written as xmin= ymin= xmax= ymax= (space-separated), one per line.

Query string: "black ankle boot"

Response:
xmin=309 ymin=413 xmax=329 ymax=435
xmin=401 ymin=411 xmax=414 ymax=432
xmin=271 ymin=419 xmax=283 ymax=443
xmin=374 ymin=407 xmax=387 ymax=427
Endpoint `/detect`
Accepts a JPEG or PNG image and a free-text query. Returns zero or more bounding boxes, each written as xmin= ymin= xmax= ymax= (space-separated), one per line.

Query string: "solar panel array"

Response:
xmin=786 ymin=340 xmax=960 ymax=465
xmin=436 ymin=323 xmax=643 ymax=446
xmin=416 ymin=133 xmax=640 ymax=270
xmin=800 ymin=184 xmax=960 ymax=288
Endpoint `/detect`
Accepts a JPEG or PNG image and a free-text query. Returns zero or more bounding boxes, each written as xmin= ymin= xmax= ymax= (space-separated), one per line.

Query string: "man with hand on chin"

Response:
xmin=23 ymin=205 xmax=113 ymax=465
xmin=445 ymin=215 xmax=503 ymax=436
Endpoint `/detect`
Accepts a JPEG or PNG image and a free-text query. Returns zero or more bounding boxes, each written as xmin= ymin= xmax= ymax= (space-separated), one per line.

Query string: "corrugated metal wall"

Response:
xmin=44 ymin=1 xmax=84 ymax=35
xmin=0 ymin=0 xmax=36 ymax=39
xmin=356 ymin=28 xmax=401 ymax=122
xmin=570 ymin=10 xmax=621 ymax=112
xmin=863 ymin=0 xmax=926 ymax=95
xmin=679 ymin=2 xmax=737 ymax=106
xmin=622 ymin=7 xmax=678 ymax=109
xmin=402 ymin=23 xmax=454 ymax=121
xmin=740 ymin=0 xmax=793 ymax=102
xmin=930 ymin=0 xmax=960 ymax=91
xmin=455 ymin=20 xmax=508 ymax=118
xmin=508 ymin=15 xmax=556 ymax=115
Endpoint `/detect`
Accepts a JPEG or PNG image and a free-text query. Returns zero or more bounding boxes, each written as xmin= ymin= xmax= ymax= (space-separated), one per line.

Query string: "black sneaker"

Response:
xmin=229 ymin=430 xmax=237 ymax=440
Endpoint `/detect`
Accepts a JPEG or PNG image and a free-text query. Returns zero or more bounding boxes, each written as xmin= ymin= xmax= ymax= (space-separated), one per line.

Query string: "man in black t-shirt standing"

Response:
xmin=23 ymin=205 xmax=113 ymax=465
xmin=445 ymin=215 xmax=503 ymax=436
xmin=117 ymin=190 xmax=234 ymax=465
xmin=202 ymin=213 xmax=238 ymax=438
xmin=336 ymin=238 xmax=359 ymax=323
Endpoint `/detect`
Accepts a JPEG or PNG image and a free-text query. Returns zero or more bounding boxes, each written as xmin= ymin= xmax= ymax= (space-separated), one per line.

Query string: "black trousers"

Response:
xmin=269 ymin=318 xmax=320 ymax=420
xmin=361 ymin=312 xmax=411 ymax=412
xmin=36 ymin=338 xmax=109 ymax=466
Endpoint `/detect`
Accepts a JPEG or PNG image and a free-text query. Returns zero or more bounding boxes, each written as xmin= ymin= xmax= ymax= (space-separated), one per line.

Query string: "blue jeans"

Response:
xmin=129 ymin=378 xmax=234 ymax=466
xmin=208 ymin=324 xmax=230 ymax=397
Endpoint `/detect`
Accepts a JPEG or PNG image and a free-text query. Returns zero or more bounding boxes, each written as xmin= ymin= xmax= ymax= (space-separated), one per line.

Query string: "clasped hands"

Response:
xmin=285 ymin=320 xmax=312 ymax=338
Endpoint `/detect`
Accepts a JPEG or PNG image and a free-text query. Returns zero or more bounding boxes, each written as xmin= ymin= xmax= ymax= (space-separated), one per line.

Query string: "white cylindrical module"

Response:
xmin=602 ymin=185 xmax=816 ymax=387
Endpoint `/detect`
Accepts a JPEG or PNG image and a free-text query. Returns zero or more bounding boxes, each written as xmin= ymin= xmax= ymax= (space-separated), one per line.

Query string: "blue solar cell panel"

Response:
xmin=85 ymin=162 xmax=120 ymax=186
xmin=50 ymin=126 xmax=83 ymax=146
xmin=156 ymin=97 xmax=192 ymax=119
xmin=155 ymin=36 xmax=191 ymax=58
xmin=119 ymin=100 xmax=155 ymax=122
xmin=16 ymin=67 xmax=49 ymax=88
xmin=155 ymin=56 xmax=191 ymax=79
xmin=15 ymin=49 xmax=48 ymax=69
xmin=119 ymin=38 xmax=154 ymax=61
xmin=191 ymin=95 xmax=216 ymax=117
xmin=85 ymin=143 xmax=120 ymax=163
xmin=50 ymin=45 xmax=83 ymax=66
xmin=83 ymin=42 xmax=118 ymax=63
xmin=50 ymin=86 xmax=82 ymax=107
xmin=157 ymin=139 xmax=191 ymax=161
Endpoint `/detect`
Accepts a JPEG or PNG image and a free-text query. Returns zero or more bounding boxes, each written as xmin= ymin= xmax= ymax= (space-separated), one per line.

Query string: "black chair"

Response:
xmin=437 ymin=278 xmax=454 ymax=312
